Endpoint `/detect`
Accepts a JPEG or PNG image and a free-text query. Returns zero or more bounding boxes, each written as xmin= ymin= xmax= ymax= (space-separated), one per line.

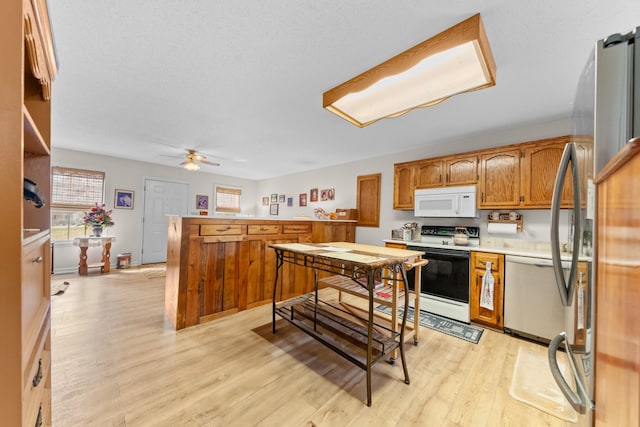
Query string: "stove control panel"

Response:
xmin=420 ymin=225 xmax=480 ymax=239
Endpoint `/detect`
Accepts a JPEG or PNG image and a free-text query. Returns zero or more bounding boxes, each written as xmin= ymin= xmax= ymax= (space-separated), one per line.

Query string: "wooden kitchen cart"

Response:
xmin=270 ymin=242 xmax=425 ymax=406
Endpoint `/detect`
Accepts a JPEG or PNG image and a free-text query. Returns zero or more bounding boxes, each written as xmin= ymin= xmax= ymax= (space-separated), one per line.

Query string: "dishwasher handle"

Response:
xmin=506 ymin=255 xmax=571 ymax=269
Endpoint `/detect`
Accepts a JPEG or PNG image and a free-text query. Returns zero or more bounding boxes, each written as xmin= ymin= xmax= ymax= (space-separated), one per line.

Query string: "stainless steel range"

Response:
xmin=406 ymin=225 xmax=479 ymax=323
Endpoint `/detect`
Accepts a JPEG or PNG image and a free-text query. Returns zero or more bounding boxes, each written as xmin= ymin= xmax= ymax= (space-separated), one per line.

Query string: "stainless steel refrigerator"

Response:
xmin=548 ymin=25 xmax=639 ymax=425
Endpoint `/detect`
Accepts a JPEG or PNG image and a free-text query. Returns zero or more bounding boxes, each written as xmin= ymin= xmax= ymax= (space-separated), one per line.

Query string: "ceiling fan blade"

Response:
xmin=201 ymin=160 xmax=220 ymax=166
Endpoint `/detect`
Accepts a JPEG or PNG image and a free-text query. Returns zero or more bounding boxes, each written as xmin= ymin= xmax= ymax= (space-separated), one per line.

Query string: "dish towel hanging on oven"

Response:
xmin=480 ymin=261 xmax=494 ymax=310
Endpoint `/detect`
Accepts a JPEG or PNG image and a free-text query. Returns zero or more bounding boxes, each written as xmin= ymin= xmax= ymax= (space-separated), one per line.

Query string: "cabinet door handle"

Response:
xmin=32 ymin=358 xmax=43 ymax=387
xmin=32 ymin=256 xmax=43 ymax=263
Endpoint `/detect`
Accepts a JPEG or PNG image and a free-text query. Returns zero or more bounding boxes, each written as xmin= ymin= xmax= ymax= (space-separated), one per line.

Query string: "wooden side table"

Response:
xmin=73 ymin=236 xmax=116 ymax=275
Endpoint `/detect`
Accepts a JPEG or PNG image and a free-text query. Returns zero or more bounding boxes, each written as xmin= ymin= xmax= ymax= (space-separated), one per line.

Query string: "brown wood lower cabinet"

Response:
xmin=470 ymin=251 xmax=505 ymax=329
xmin=165 ymin=217 xmax=356 ymax=330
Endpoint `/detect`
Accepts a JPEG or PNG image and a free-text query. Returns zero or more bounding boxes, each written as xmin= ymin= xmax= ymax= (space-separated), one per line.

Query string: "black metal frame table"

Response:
xmin=270 ymin=242 xmax=423 ymax=406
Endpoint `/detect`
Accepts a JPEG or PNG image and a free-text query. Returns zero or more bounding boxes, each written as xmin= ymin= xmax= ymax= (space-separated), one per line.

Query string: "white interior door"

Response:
xmin=142 ymin=179 xmax=189 ymax=264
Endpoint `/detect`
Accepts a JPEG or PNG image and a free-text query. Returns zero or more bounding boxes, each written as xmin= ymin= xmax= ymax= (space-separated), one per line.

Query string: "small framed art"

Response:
xmin=310 ymin=188 xmax=318 ymax=202
xmin=196 ymin=194 xmax=209 ymax=210
xmin=299 ymin=193 xmax=307 ymax=206
xmin=287 ymin=197 xmax=293 ymax=207
xmin=278 ymin=194 xmax=285 ymax=203
xmin=115 ymin=189 xmax=134 ymax=209
xmin=262 ymin=197 xmax=269 ymax=206
xmin=270 ymin=204 xmax=279 ymax=215
xmin=270 ymin=194 xmax=278 ymax=203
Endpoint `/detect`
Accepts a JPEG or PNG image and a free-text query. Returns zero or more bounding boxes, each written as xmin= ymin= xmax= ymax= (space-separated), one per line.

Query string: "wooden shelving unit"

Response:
xmin=1 ymin=1 xmax=57 ymax=425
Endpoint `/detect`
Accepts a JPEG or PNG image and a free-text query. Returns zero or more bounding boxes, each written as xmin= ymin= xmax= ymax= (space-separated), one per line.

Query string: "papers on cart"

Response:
xmin=272 ymin=243 xmax=321 ymax=252
xmin=319 ymin=251 xmax=386 ymax=264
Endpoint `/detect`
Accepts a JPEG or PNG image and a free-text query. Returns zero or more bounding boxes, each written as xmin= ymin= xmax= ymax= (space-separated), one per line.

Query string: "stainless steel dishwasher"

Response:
xmin=504 ymin=255 xmax=574 ymax=343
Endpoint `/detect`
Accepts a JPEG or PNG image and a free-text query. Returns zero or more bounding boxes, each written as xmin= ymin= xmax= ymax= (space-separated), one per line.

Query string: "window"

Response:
xmin=215 ymin=186 xmax=241 ymax=213
xmin=51 ymin=167 xmax=105 ymax=241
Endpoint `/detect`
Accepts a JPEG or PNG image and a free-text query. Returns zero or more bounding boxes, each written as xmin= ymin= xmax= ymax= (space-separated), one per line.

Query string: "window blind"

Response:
xmin=215 ymin=186 xmax=241 ymax=213
xmin=51 ymin=166 xmax=105 ymax=209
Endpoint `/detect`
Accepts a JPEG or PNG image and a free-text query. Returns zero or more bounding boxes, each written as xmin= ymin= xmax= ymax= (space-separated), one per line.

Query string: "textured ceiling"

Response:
xmin=48 ymin=1 xmax=640 ymax=180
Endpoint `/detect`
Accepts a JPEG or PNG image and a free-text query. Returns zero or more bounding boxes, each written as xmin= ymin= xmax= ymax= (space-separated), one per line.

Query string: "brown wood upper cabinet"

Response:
xmin=394 ymin=135 xmax=590 ymax=210
xmin=520 ymin=138 xmax=573 ymax=208
xmin=445 ymin=155 xmax=479 ymax=186
xmin=393 ymin=162 xmax=416 ymax=209
xmin=394 ymin=154 xmax=479 ymax=209
xmin=478 ymin=149 xmax=521 ymax=208
xmin=415 ymin=159 xmax=443 ymax=188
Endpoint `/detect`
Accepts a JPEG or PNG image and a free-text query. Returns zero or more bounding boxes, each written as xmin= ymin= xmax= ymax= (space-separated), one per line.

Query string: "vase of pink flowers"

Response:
xmin=83 ymin=203 xmax=114 ymax=236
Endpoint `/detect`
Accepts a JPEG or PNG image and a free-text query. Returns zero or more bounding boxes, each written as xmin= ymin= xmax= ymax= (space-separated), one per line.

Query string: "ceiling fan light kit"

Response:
xmin=322 ymin=13 xmax=496 ymax=127
xmin=183 ymin=160 xmax=200 ymax=171
xmin=170 ymin=149 xmax=220 ymax=171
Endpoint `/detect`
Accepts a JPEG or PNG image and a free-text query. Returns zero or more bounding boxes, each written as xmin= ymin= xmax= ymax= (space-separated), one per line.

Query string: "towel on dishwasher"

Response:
xmin=480 ymin=261 xmax=494 ymax=310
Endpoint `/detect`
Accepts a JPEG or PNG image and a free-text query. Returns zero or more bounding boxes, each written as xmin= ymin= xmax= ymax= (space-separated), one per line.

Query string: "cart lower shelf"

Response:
xmin=275 ymin=295 xmax=401 ymax=369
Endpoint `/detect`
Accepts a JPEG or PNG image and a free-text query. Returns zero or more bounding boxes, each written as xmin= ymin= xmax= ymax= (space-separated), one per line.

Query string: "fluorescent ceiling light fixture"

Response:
xmin=323 ymin=13 xmax=496 ymax=127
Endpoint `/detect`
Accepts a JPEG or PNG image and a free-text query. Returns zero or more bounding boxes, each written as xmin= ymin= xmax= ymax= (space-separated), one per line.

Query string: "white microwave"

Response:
xmin=414 ymin=185 xmax=478 ymax=218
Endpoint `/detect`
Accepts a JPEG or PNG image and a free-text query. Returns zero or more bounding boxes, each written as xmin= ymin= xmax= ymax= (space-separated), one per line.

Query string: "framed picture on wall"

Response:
xmin=270 ymin=193 xmax=278 ymax=203
xmin=262 ymin=197 xmax=269 ymax=206
xmin=196 ymin=194 xmax=209 ymax=210
xmin=270 ymin=204 xmax=279 ymax=215
xmin=299 ymin=193 xmax=307 ymax=206
xmin=328 ymin=188 xmax=335 ymax=200
xmin=278 ymin=194 xmax=285 ymax=203
xmin=287 ymin=197 xmax=293 ymax=207
xmin=310 ymin=188 xmax=318 ymax=202
xmin=321 ymin=189 xmax=328 ymax=201
xmin=115 ymin=189 xmax=134 ymax=209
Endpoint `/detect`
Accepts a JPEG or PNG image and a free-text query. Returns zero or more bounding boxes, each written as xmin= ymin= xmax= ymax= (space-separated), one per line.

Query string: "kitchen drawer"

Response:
xmin=200 ymin=224 xmax=242 ymax=236
xmin=22 ymin=235 xmax=50 ymax=351
xmin=247 ymin=224 xmax=281 ymax=235
xmin=23 ymin=314 xmax=51 ymax=427
xmin=473 ymin=252 xmax=502 ymax=272
xmin=282 ymin=224 xmax=312 ymax=234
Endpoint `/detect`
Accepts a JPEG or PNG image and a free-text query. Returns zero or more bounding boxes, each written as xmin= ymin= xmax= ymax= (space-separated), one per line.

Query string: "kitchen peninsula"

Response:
xmin=164 ymin=216 xmax=356 ymax=329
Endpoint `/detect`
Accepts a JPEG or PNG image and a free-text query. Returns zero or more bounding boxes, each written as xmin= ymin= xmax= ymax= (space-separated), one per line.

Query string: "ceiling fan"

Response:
xmin=165 ymin=149 xmax=220 ymax=171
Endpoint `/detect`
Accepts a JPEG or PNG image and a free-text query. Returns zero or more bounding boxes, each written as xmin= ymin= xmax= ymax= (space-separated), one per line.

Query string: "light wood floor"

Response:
xmin=51 ymin=266 xmax=577 ymax=426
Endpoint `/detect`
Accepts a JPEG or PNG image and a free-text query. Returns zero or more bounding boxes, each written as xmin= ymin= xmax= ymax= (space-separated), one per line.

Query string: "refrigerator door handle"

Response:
xmin=548 ymin=332 xmax=591 ymax=414
xmin=550 ymin=142 xmax=581 ymax=306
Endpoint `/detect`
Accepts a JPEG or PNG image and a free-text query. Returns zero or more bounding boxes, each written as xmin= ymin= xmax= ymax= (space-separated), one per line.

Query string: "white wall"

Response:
xmin=52 ymin=148 xmax=258 ymax=273
xmin=53 ymin=117 xmax=573 ymax=273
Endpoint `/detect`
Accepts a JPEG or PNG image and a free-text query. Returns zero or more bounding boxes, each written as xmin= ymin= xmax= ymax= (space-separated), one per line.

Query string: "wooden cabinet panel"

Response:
xmin=200 ymin=224 xmax=242 ymax=236
xmin=415 ymin=160 xmax=443 ymax=188
xmin=282 ymin=224 xmax=311 ymax=234
xmin=470 ymin=251 xmax=504 ymax=329
xmin=520 ymin=138 xmax=575 ymax=208
xmin=385 ymin=242 xmax=407 ymax=249
xmin=478 ymin=149 xmax=521 ymax=208
xmin=357 ymin=173 xmax=381 ymax=227
xmin=393 ymin=163 xmax=415 ymax=209
xmin=594 ymin=141 xmax=640 ymax=427
xmin=445 ymin=155 xmax=478 ymax=186
xmin=22 ymin=235 xmax=50 ymax=352
xmin=2 ymin=0 xmax=56 ymax=423
xmin=165 ymin=218 xmax=356 ymax=329
xmin=472 ymin=251 xmax=501 ymax=272
xmin=247 ymin=224 xmax=281 ymax=235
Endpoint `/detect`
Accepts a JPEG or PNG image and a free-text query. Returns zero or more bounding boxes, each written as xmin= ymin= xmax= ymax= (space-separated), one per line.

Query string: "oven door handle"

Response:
xmin=408 ymin=246 xmax=470 ymax=258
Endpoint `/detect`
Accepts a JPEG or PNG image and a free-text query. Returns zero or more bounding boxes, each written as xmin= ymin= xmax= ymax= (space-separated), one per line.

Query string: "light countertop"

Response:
xmin=383 ymin=239 xmax=592 ymax=262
